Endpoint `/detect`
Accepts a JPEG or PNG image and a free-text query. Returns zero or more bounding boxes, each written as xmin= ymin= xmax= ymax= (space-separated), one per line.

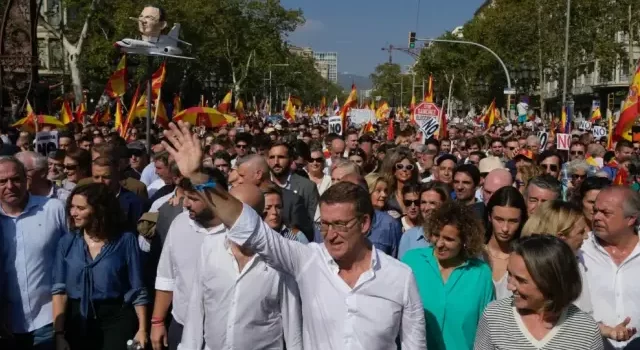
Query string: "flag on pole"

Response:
xmin=424 ymin=75 xmax=433 ymax=103
xmin=235 ymin=99 xmax=245 ymax=120
xmin=607 ymin=114 xmax=614 ymax=150
xmin=75 ymin=102 xmax=86 ymax=125
xmin=332 ymin=96 xmax=340 ymax=115
xmin=173 ymin=94 xmax=182 ymax=117
xmin=60 ymin=100 xmax=74 ymax=124
xmin=121 ymin=85 xmax=141 ymax=138
xmin=290 ymin=96 xmax=303 ymax=107
xmin=376 ymin=102 xmax=390 ymax=121
xmin=153 ymin=88 xmax=169 ymax=127
xmin=320 ymin=96 xmax=327 ymax=116
xmin=409 ymin=94 xmax=416 ymax=125
xmin=483 ymin=99 xmax=497 ymax=130
xmin=340 ymin=84 xmax=358 ymax=131
xmin=560 ymin=106 xmax=567 ymax=133
xmin=115 ymin=100 xmax=125 ymax=136
xmin=218 ymin=90 xmax=233 ymax=113
xmin=104 ymin=55 xmax=127 ymax=98
xmin=151 ymin=61 xmax=166 ymax=100
xmin=284 ymin=95 xmax=296 ymax=121
xmin=590 ymin=107 xmax=602 ymax=123
xmin=614 ymin=61 xmax=640 ymax=141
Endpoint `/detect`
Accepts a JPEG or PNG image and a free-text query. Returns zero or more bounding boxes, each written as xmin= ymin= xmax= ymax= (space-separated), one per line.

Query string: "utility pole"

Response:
xmin=561 ymin=0 xmax=571 ymax=109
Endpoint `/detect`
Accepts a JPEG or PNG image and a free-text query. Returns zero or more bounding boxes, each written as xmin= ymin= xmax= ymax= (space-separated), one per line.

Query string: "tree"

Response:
xmin=369 ymin=63 xmax=413 ymax=107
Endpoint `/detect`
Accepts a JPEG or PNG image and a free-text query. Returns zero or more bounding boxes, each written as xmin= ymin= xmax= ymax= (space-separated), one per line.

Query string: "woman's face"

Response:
xmin=507 ymin=253 xmax=546 ymax=312
xmin=70 ymin=194 xmax=93 ymax=230
xmin=515 ymin=173 xmax=526 ymax=195
xmin=490 ymin=205 xmax=522 ymax=243
xmin=571 ymin=169 xmax=587 ymax=188
xmin=307 ymin=151 xmax=325 ymax=173
xmin=561 ymin=217 xmax=589 ymax=253
xmin=63 ymin=156 xmax=79 ymax=182
xmin=420 ymin=190 xmax=443 ymax=220
xmin=432 ymin=224 xmax=463 ymax=262
xmin=263 ymin=193 xmax=283 ymax=230
xmin=394 ymin=158 xmax=414 ymax=183
xmin=349 ymin=155 xmax=364 ymax=168
xmin=403 ymin=192 xmax=420 ymax=220
xmin=370 ymin=180 xmax=388 ymax=210
xmin=582 ymin=189 xmax=600 ymax=227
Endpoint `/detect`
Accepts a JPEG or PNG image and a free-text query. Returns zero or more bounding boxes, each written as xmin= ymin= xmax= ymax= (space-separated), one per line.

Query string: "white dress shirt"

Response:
xmin=224 ymin=204 xmax=427 ymax=350
xmin=155 ymin=212 xmax=226 ymax=325
xmin=147 ymin=178 xmax=166 ymax=198
xmin=149 ymin=189 xmax=176 ymax=213
xmin=178 ymin=231 xmax=303 ymax=350
xmin=582 ymin=233 xmax=640 ymax=349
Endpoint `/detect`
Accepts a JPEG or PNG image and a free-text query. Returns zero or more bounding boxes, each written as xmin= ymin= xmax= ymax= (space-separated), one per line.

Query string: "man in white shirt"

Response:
xmin=147 ymin=151 xmax=172 ymax=198
xmin=178 ymin=184 xmax=303 ymax=350
xmin=583 ymin=186 xmax=640 ymax=349
xmin=161 ymin=120 xmax=427 ymax=350
xmin=151 ymin=172 xmax=227 ymax=350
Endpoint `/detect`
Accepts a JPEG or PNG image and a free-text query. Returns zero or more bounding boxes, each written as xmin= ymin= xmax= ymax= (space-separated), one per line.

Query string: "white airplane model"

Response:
xmin=115 ymin=24 xmax=194 ymax=59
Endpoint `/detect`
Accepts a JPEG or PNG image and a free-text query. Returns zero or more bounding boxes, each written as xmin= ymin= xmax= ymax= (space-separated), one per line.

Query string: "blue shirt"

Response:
xmin=398 ymin=226 xmax=430 ymax=259
xmin=52 ymin=231 xmax=148 ymax=319
xmin=368 ymin=210 xmax=402 ymax=257
xmin=401 ymin=246 xmax=495 ymax=350
xmin=0 ymin=195 xmax=68 ymax=332
xmin=118 ymin=188 xmax=145 ymax=231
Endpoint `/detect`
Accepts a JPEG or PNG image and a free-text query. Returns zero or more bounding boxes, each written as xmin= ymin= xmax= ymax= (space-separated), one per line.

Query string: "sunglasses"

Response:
xmin=572 ymin=174 xmax=587 ymax=180
xmin=570 ymin=150 xmax=585 ymax=155
xmin=236 ymin=144 xmax=248 ymax=149
xmin=310 ymin=157 xmax=324 ymax=163
xmin=395 ymin=163 xmax=415 ymax=171
xmin=541 ymin=164 xmax=559 ymax=172
xmin=63 ymin=164 xmax=77 ymax=171
xmin=130 ymin=150 xmax=144 ymax=157
xmin=509 ymin=147 xmax=517 ymax=150
xmin=403 ymin=199 xmax=420 ymax=207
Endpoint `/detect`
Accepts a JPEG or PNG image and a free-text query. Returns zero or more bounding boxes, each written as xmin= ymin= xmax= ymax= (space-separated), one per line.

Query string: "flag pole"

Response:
xmin=146 ymin=57 xmax=153 ymax=156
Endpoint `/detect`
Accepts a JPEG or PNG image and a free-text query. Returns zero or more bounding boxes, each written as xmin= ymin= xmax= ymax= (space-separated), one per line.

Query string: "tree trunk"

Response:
xmin=67 ymin=49 xmax=83 ymax=104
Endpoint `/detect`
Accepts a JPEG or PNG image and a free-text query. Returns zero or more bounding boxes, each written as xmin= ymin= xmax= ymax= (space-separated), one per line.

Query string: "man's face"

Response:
xmin=79 ymin=140 xmax=91 ymax=151
xmin=59 ymin=137 xmax=74 ymax=151
xmin=155 ymin=160 xmax=171 ymax=183
xmin=526 ymin=184 xmax=558 ymax=215
xmin=505 ymin=141 xmax=519 ymax=159
xmin=453 ymin=172 xmax=476 ymax=202
xmin=228 ymin=130 xmax=237 ymax=142
xmin=213 ymin=157 xmax=230 ymax=176
xmin=617 ymin=146 xmax=633 ymax=159
xmin=330 ymin=140 xmax=345 ymax=162
xmin=457 ymin=141 xmax=468 ymax=159
xmin=268 ymin=146 xmax=291 ymax=176
xmin=527 ymin=141 xmax=540 ymax=155
xmin=569 ymin=145 xmax=585 ymax=161
xmin=183 ymin=191 xmax=215 ymax=223
xmin=449 ymin=128 xmax=458 ymax=139
xmin=320 ymin=202 xmax=370 ymax=261
xmin=47 ymin=157 xmax=64 ymax=181
xmin=440 ymin=141 xmax=451 ymax=154
xmin=633 ymin=142 xmax=640 ymax=156
xmin=311 ymin=129 xmax=321 ymax=140
xmin=468 ymin=143 xmax=480 ymax=153
xmin=592 ymin=190 xmax=635 ymax=240
xmin=346 ymin=134 xmax=358 ymax=150
xmin=0 ymin=162 xmax=26 ymax=207
xmin=91 ymin=164 xmax=114 ymax=188
xmin=438 ymin=160 xmax=455 ymax=184
xmin=138 ymin=6 xmax=165 ymax=38
xmin=540 ymin=156 xmax=561 ymax=179
xmin=235 ymin=141 xmax=249 ymax=157
xmin=236 ymin=163 xmax=260 ymax=186
xmin=491 ymin=142 xmax=504 ymax=157
xmin=129 ymin=150 xmax=147 ymax=172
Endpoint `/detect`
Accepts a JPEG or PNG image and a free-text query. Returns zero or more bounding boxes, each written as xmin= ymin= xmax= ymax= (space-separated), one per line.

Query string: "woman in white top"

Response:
xmin=521 ymin=200 xmax=592 ymax=314
xmin=483 ymin=186 xmax=528 ymax=300
xmin=306 ymin=143 xmax=332 ymax=196
xmin=474 ymin=234 xmax=603 ymax=350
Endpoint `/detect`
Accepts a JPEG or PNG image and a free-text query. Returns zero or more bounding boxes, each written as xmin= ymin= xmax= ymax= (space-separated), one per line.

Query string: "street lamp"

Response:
xmin=268 ymin=63 xmax=289 ymax=114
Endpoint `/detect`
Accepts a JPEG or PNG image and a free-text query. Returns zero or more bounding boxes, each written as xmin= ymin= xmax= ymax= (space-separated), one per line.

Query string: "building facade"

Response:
xmin=313 ymin=52 xmax=338 ymax=83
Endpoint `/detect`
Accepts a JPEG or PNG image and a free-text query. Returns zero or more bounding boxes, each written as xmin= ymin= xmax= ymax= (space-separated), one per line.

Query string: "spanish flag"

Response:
xmin=369 ymin=99 xmax=375 ymax=110
xmin=320 ymin=96 xmax=327 ymax=116
xmin=483 ymin=99 xmax=497 ymax=129
xmin=560 ymin=106 xmax=568 ymax=133
xmin=590 ymin=107 xmax=602 ymax=123
xmin=284 ymin=95 xmax=296 ymax=121
xmin=153 ymin=88 xmax=169 ymax=127
xmin=614 ymin=61 xmax=640 ymax=141
xmin=235 ymin=98 xmax=245 ymax=120
xmin=607 ymin=114 xmax=613 ymax=150
xmin=409 ymin=94 xmax=416 ymax=125
xmin=75 ymin=102 xmax=86 ymax=125
xmin=173 ymin=94 xmax=182 ymax=117
xmin=104 ymin=55 xmax=127 ymax=98
xmin=115 ymin=100 xmax=125 ymax=136
xmin=151 ymin=61 xmax=166 ymax=100
xmin=290 ymin=96 xmax=303 ymax=107
xmin=340 ymin=84 xmax=358 ymax=131
xmin=376 ymin=102 xmax=390 ymax=121
xmin=218 ymin=90 xmax=233 ymax=113
xmin=60 ymin=100 xmax=74 ymax=124
xmin=121 ymin=85 xmax=141 ymax=138
xmin=424 ymin=75 xmax=433 ymax=103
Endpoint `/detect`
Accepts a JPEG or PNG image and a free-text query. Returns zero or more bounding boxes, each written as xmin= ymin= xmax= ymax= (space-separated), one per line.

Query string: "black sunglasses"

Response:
xmin=63 ymin=164 xmax=77 ymax=171
xmin=236 ymin=144 xmax=248 ymax=149
xmin=403 ymin=199 xmax=420 ymax=207
xmin=570 ymin=150 xmax=584 ymax=155
xmin=572 ymin=174 xmax=587 ymax=180
xmin=542 ymin=164 xmax=559 ymax=172
xmin=309 ymin=157 xmax=324 ymax=163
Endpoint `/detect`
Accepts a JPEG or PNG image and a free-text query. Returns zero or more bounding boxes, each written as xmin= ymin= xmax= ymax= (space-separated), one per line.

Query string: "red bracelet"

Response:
xmin=151 ymin=317 xmax=164 ymax=325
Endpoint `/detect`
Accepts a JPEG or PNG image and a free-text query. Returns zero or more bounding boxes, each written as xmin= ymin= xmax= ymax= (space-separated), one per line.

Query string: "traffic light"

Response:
xmin=607 ymin=93 xmax=615 ymax=113
xmin=408 ymin=32 xmax=416 ymax=49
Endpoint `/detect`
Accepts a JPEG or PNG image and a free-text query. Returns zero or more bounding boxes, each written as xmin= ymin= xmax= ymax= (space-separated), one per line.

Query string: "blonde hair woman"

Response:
xmin=365 ymin=173 xmax=389 ymax=211
xmin=520 ymin=200 xmax=591 ymax=314
xmin=380 ymin=147 xmax=419 ymax=218
xmin=514 ymin=164 xmax=542 ymax=195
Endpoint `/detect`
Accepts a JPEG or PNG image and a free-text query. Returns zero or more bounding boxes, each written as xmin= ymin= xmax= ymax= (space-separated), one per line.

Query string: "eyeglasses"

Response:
xmin=395 ymin=163 xmax=415 ymax=171
xmin=236 ymin=144 xmax=248 ymax=149
xmin=570 ymin=150 xmax=585 ymax=155
xmin=63 ymin=164 xmax=78 ymax=171
xmin=403 ymin=199 xmax=420 ymax=207
xmin=541 ymin=164 xmax=559 ymax=172
xmin=308 ymin=157 xmax=323 ymax=164
xmin=572 ymin=174 xmax=587 ymax=180
xmin=508 ymin=147 xmax=517 ymax=151
xmin=320 ymin=217 xmax=359 ymax=233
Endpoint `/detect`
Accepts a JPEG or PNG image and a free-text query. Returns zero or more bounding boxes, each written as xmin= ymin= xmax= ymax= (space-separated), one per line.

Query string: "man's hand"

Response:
xmin=604 ymin=317 xmax=638 ymax=341
xmin=161 ymin=121 xmax=204 ymax=182
xmin=151 ymin=324 xmax=168 ymax=350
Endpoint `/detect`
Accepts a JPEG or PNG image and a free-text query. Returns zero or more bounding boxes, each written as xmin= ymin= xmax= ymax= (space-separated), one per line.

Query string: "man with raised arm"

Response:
xmin=162 ymin=121 xmax=427 ymax=350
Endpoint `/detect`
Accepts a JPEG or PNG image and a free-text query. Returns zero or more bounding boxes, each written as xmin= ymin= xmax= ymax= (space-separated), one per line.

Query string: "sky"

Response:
xmin=282 ymin=0 xmax=485 ymax=77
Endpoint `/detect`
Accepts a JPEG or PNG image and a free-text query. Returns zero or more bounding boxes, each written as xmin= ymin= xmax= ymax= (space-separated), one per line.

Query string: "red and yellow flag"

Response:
xmin=483 ymin=99 xmax=497 ymax=129
xmin=290 ymin=96 xmax=303 ymax=107
xmin=104 ymin=55 xmax=127 ymax=98
xmin=75 ymin=102 xmax=86 ymax=125
xmin=340 ymin=84 xmax=358 ymax=131
xmin=560 ymin=106 xmax=568 ymax=133
xmin=60 ymin=100 xmax=74 ymax=124
xmin=121 ymin=85 xmax=141 ymax=138
xmin=438 ymin=110 xmax=448 ymax=140
xmin=151 ymin=61 xmax=166 ymax=100
xmin=173 ymin=94 xmax=182 ymax=117
xmin=590 ymin=107 xmax=602 ymax=123
xmin=376 ymin=101 xmax=390 ymax=121
xmin=320 ymin=96 xmax=327 ymax=116
xmin=614 ymin=61 xmax=640 ymax=141
xmin=607 ymin=114 xmax=614 ymax=150
xmin=409 ymin=94 xmax=416 ymax=125
xmin=218 ymin=90 xmax=233 ymax=113
xmin=235 ymin=99 xmax=245 ymax=120
xmin=284 ymin=95 xmax=296 ymax=121
xmin=424 ymin=75 xmax=433 ymax=103
xmin=115 ymin=100 xmax=125 ymax=136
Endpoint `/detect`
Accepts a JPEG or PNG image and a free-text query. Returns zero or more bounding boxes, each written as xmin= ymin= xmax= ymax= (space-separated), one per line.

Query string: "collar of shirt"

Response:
xmin=0 ymin=194 xmax=41 ymax=218
xmin=46 ymin=183 xmax=57 ymax=198
xmin=188 ymin=220 xmax=226 ymax=235
xmin=421 ymin=246 xmax=471 ymax=270
xmin=271 ymin=172 xmax=292 ymax=189
xmin=321 ymin=243 xmax=381 ymax=277
xmin=585 ymin=231 xmax=640 ymax=265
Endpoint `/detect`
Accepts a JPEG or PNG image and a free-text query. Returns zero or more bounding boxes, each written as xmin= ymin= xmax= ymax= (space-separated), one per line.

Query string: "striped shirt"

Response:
xmin=474 ymin=297 xmax=603 ymax=350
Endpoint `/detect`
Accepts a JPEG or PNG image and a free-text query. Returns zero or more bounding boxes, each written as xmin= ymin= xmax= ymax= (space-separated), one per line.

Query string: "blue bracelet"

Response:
xmin=194 ymin=181 xmax=216 ymax=192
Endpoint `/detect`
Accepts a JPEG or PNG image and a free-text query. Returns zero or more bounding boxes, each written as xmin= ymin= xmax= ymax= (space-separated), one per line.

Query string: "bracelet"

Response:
xmin=151 ymin=322 xmax=165 ymax=327
xmin=150 ymin=317 xmax=164 ymax=325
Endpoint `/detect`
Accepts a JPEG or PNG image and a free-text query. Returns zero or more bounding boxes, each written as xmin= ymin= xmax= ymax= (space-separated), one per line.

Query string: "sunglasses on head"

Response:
xmin=403 ymin=199 xmax=420 ymax=207
xmin=395 ymin=163 xmax=415 ymax=171
xmin=309 ymin=157 xmax=324 ymax=163
xmin=542 ymin=164 xmax=559 ymax=172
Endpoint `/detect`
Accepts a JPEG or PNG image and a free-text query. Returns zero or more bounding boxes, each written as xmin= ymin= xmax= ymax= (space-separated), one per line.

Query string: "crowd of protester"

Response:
xmin=0 ymin=116 xmax=639 ymax=350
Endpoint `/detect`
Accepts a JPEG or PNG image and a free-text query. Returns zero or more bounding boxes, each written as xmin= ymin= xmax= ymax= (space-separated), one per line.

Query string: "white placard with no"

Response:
xmin=592 ymin=126 xmax=606 ymax=138
xmin=36 ymin=131 xmax=59 ymax=156
xmin=537 ymin=131 xmax=548 ymax=151
xmin=556 ymin=133 xmax=571 ymax=150
xmin=328 ymin=116 xmax=343 ymax=135
xmin=579 ymin=121 xmax=592 ymax=131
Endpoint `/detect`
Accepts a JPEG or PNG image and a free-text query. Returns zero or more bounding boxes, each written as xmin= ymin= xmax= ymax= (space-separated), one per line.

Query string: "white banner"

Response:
xmin=36 ymin=131 xmax=59 ymax=156
xmin=328 ymin=116 xmax=343 ymax=135
xmin=349 ymin=109 xmax=376 ymax=126
xmin=592 ymin=125 xmax=606 ymax=138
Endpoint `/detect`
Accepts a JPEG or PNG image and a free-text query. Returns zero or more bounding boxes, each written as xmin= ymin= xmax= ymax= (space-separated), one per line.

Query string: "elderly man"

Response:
xmin=524 ymin=175 xmax=561 ymax=215
xmin=481 ymin=168 xmax=513 ymax=205
xmin=525 ymin=135 xmax=541 ymax=155
xmin=16 ymin=151 xmax=69 ymax=199
xmin=163 ymin=122 xmax=426 ymax=350
xmin=583 ymin=187 xmax=640 ymax=349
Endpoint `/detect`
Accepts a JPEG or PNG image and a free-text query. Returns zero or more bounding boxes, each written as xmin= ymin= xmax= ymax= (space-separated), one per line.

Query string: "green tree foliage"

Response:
xmin=370 ymin=63 xmax=412 ymax=107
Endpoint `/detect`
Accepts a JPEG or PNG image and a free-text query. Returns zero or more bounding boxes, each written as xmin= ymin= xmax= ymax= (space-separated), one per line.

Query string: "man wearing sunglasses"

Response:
xmin=569 ymin=142 xmax=586 ymax=161
xmin=537 ymin=151 xmax=562 ymax=180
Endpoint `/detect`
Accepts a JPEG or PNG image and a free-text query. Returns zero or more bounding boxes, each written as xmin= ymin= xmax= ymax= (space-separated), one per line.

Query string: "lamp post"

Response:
xmin=268 ymin=63 xmax=290 ymax=114
xmin=561 ymin=0 xmax=571 ymax=110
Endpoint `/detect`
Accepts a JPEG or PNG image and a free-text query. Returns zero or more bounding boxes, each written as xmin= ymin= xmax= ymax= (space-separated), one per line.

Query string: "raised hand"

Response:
xmin=605 ymin=317 xmax=638 ymax=341
xmin=161 ymin=121 xmax=203 ymax=181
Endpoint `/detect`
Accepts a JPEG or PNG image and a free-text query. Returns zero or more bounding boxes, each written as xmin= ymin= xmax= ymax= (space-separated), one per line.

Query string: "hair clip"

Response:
xmin=194 ymin=181 xmax=216 ymax=192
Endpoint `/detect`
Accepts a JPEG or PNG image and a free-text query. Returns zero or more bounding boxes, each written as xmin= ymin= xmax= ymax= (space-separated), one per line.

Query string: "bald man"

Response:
xmin=482 ymin=169 xmax=513 ymax=205
xmin=230 ymin=184 xmax=265 ymax=213
xmin=236 ymin=155 xmax=314 ymax=241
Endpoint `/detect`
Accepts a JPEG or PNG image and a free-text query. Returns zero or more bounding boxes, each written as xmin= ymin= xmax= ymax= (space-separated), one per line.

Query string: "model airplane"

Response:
xmin=115 ymin=24 xmax=193 ymax=59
